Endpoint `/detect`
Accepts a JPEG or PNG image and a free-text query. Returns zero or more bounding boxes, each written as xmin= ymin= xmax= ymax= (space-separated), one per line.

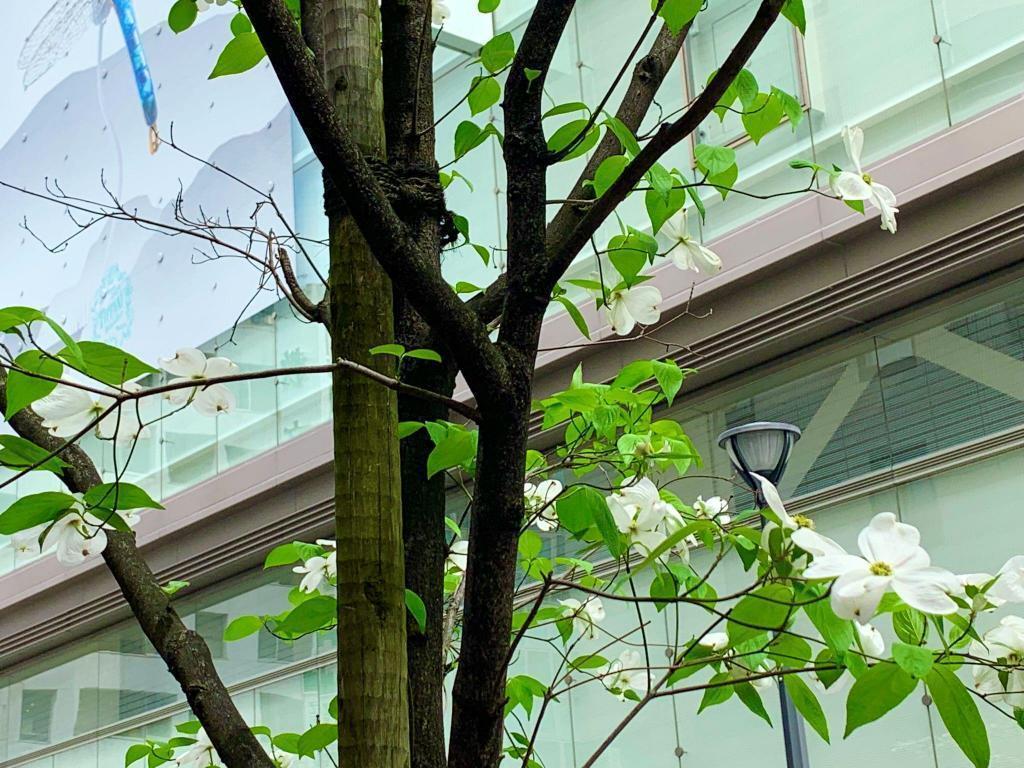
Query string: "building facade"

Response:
xmin=1 ymin=0 xmax=1024 ymax=766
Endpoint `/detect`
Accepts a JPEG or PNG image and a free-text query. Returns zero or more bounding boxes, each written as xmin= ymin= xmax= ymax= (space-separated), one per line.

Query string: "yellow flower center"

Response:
xmin=861 ymin=172 xmax=873 ymax=185
xmin=792 ymin=514 xmax=814 ymax=529
xmin=869 ymin=561 xmax=893 ymax=577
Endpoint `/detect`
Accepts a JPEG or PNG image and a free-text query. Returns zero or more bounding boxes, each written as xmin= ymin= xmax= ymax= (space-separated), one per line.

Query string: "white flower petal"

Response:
xmin=856 ymin=512 xmax=924 ymax=568
xmin=831 ymin=571 xmax=889 ymax=624
xmin=891 ymin=567 xmax=959 ymax=616
xmin=203 ymin=357 xmax=239 ymax=378
xmin=192 ymin=384 xmax=236 ymax=415
xmin=621 ymin=285 xmax=662 ymax=328
xmin=842 ymin=125 xmax=864 ymax=172
xmin=33 ymin=385 xmax=95 ymax=421
xmin=832 ymin=171 xmax=873 ymax=200
xmin=803 ymin=553 xmax=869 ymax=580
xmin=607 ymin=296 xmax=636 ymax=336
xmin=159 ymin=348 xmax=207 ymax=377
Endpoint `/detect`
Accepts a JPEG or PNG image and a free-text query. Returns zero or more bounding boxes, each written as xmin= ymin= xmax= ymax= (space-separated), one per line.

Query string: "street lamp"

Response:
xmin=717 ymin=421 xmax=801 ymax=504
xmin=716 ymin=421 xmax=808 ymax=768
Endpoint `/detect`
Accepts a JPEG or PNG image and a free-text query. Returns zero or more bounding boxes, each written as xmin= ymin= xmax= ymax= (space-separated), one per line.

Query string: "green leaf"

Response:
xmin=426 ymin=427 xmax=477 ymax=478
xmin=735 ymin=682 xmax=772 ymax=726
xmin=927 ymin=665 xmax=989 ymax=768
xmin=844 ymin=662 xmax=918 ymax=737
xmin=694 ymin=144 xmax=736 ymax=177
xmin=543 ymin=102 xmax=590 ymax=119
xmin=0 ymin=434 xmax=68 ymax=474
xmin=728 ymin=584 xmax=794 ymax=643
xmin=805 ymin=593 xmax=855 ymax=655
xmin=272 ymin=733 xmax=301 ymax=754
xmin=275 ymin=595 xmax=338 ymax=634
xmin=262 ymin=542 xmax=301 ymax=568
xmin=297 ymin=723 xmax=338 ymax=758
xmin=555 ymin=485 xmax=600 ymax=534
xmin=85 ymin=482 xmax=163 ymax=511
xmin=735 ymin=69 xmax=760 ymax=109
xmin=72 ymin=341 xmax=158 ymax=386
xmin=781 ymin=0 xmax=807 ymax=34
xmin=524 ymin=67 xmax=542 ymax=82
xmin=518 ymin=529 xmax=543 ymax=560
xmin=168 ymin=0 xmax=198 ymax=33
xmin=547 ymin=120 xmax=600 ymax=161
xmin=230 ymin=12 xmax=253 ymax=36
xmin=369 ymin=343 xmax=405 ymax=357
xmin=209 ymin=32 xmax=266 ymax=79
xmin=771 ymin=87 xmax=803 ymax=130
xmin=176 ymin=720 xmax=203 ymax=735
xmin=892 ymin=643 xmax=934 ymax=679
xmin=161 ymin=580 xmax=190 ymax=596
xmin=0 ymin=491 xmax=77 ymax=534
xmin=612 ymin=360 xmax=654 ymax=390
xmin=455 ymin=281 xmax=482 ymax=294
xmin=398 ymin=421 xmax=425 ymax=439
xmin=405 ymin=588 xmax=427 ymax=634
xmin=405 ymin=348 xmax=443 ymax=363
xmin=480 ymin=32 xmax=515 ymax=73
xmin=5 ymin=350 xmax=62 ymax=418
xmin=555 ymin=296 xmax=590 ymax=339
xmin=468 ymin=76 xmax=501 ymax=115
xmin=603 ymin=117 xmax=642 ymax=157
xmin=478 ymin=0 xmax=501 ymax=11
xmin=741 ymin=92 xmax=785 ymax=144
xmin=784 ymin=676 xmax=829 ymax=743
xmin=644 ymin=187 xmax=686 ymax=234
xmin=698 ymin=672 xmax=735 ymax=712
xmin=652 ymin=360 xmax=683 ymax=405
xmin=593 ymin=155 xmax=629 ymax=198
xmin=685 ymin=186 xmax=706 ymax=223
xmin=223 ymin=615 xmax=263 ymax=641
xmin=125 ymin=743 xmax=151 ymax=766
xmin=655 ymin=0 xmax=702 ymax=34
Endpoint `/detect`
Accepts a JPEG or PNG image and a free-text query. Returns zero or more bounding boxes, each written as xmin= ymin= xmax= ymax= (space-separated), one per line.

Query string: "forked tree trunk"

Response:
xmin=323 ymin=1 xmax=411 ymax=765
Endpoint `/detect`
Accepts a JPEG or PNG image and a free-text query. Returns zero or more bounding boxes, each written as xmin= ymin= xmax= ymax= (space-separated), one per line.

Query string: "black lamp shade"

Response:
xmin=716 ymin=421 xmax=802 ymax=494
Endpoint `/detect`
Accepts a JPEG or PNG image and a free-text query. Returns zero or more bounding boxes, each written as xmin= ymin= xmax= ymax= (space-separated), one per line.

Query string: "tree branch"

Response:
xmin=0 ymin=368 xmax=273 ymax=768
xmin=240 ymin=0 xmax=508 ymax=403
xmin=540 ymin=0 xmax=786 ymax=291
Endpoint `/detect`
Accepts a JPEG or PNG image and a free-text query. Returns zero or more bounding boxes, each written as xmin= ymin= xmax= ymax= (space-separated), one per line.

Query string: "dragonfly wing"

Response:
xmin=18 ymin=0 xmax=95 ymax=88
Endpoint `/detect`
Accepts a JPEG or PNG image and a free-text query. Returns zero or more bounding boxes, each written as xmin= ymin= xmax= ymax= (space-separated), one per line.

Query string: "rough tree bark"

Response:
xmin=322 ymin=0 xmax=411 ymax=766
xmin=381 ymin=3 xmax=451 ymax=764
xmin=0 ymin=369 xmax=273 ymax=768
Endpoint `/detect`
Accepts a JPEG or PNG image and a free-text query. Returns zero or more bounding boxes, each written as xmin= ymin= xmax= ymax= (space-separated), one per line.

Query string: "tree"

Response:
xmin=0 ymin=2 xmax=1017 ymax=768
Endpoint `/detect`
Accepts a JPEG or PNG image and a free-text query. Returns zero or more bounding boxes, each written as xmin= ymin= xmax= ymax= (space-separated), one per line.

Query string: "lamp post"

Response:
xmin=716 ymin=421 xmax=809 ymax=768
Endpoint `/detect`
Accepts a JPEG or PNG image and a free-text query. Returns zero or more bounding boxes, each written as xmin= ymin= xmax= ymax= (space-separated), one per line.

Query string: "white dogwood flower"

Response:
xmin=607 ymin=477 xmax=678 ymax=553
xmin=812 ymin=621 xmax=885 ymax=695
xmin=962 ymin=556 xmax=1024 ymax=610
xmin=447 ymin=539 xmax=469 ymax=572
xmin=175 ymin=728 xmax=219 ymax=768
xmin=33 ymin=383 xmax=147 ymax=442
xmin=698 ymin=632 xmax=730 ymax=652
xmin=830 ymin=125 xmax=899 ymax=233
xmin=524 ymin=479 xmax=562 ymax=531
xmin=971 ymin=616 xmax=1024 ymax=708
xmin=159 ymin=348 xmax=239 ymax=415
xmin=432 ymin=1 xmax=451 ymax=24
xmin=796 ymin=512 xmax=959 ymax=624
xmin=559 ymin=596 xmax=606 ymax=640
xmin=664 ymin=210 xmax=722 ymax=275
xmin=604 ymin=649 xmax=649 ymax=699
xmin=293 ymin=552 xmax=334 ymax=594
xmin=593 ymin=271 xmax=662 ymax=336
xmin=43 ymin=512 xmax=108 ymax=566
xmin=693 ymin=495 xmax=730 ymax=526
xmin=11 ymin=526 xmax=43 ymax=561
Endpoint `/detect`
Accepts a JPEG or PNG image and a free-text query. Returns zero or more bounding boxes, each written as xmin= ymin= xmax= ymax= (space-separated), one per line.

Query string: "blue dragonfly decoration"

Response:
xmin=18 ymin=0 xmax=160 ymax=153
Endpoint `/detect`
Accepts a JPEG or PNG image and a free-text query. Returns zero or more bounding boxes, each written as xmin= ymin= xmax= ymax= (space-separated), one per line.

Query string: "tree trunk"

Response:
xmin=447 ymin=367 xmax=535 ymax=768
xmin=380 ymin=3 xmax=450 ymax=765
xmin=324 ymin=1 xmax=411 ymax=766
